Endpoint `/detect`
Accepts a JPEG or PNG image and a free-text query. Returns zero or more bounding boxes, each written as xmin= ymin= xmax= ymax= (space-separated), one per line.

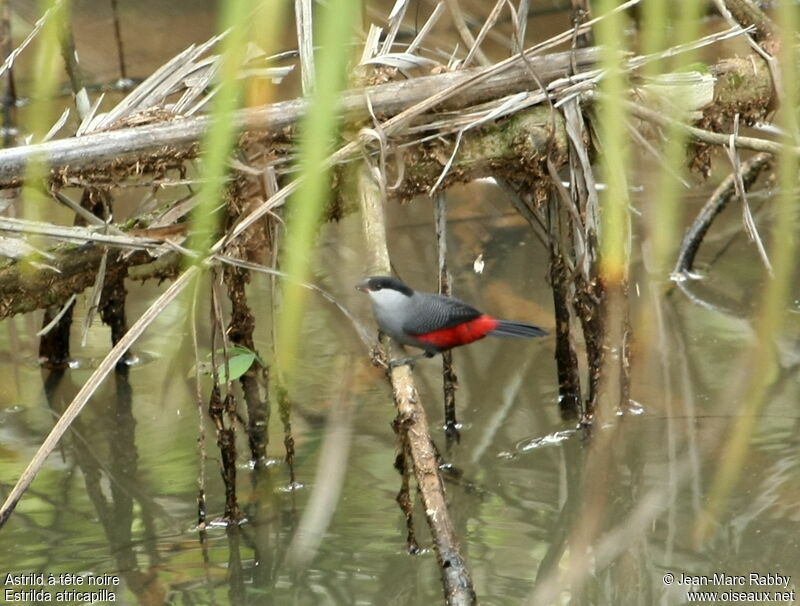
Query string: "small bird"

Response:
xmin=356 ymin=275 xmax=547 ymax=367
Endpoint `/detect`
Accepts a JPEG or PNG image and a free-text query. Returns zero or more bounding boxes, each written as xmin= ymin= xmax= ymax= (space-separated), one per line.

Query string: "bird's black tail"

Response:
xmin=488 ymin=320 xmax=548 ymax=338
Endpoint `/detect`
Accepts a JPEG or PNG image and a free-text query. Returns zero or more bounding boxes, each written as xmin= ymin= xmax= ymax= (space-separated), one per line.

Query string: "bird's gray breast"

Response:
xmin=368 ymin=288 xmax=417 ymax=345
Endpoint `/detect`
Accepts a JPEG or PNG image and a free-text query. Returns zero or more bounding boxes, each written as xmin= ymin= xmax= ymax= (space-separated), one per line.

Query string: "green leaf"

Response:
xmin=217 ymin=350 xmax=256 ymax=383
xmin=189 ymin=345 xmax=263 ymax=382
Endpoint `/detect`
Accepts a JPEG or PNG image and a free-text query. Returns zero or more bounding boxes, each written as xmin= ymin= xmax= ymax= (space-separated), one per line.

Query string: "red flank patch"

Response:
xmin=414 ymin=315 xmax=498 ymax=349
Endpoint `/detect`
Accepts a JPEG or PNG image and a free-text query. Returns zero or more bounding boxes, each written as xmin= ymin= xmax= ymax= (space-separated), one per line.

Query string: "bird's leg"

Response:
xmin=370 ymin=346 xmax=388 ymax=369
xmin=388 ymin=351 xmax=437 ymax=369
xmin=369 ymin=330 xmax=390 ymax=368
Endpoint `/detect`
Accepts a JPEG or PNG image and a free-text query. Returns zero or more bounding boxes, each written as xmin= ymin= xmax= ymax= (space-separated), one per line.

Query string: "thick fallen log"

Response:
xmin=0 ymin=47 xmax=600 ymax=188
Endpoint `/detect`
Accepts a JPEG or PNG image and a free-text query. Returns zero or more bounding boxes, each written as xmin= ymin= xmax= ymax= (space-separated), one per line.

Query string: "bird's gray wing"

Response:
xmin=402 ymin=293 xmax=483 ymax=335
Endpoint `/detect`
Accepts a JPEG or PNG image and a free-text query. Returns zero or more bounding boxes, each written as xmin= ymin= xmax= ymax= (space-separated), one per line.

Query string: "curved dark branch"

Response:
xmin=673 ymin=151 xmax=772 ymax=276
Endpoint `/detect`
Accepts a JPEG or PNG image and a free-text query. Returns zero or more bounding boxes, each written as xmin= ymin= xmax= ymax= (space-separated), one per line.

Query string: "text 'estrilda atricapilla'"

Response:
xmin=356 ymin=276 xmax=547 ymax=368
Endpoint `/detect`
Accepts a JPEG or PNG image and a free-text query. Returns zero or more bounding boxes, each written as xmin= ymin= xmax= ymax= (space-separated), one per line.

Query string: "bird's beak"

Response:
xmin=355 ymin=279 xmax=370 ymax=292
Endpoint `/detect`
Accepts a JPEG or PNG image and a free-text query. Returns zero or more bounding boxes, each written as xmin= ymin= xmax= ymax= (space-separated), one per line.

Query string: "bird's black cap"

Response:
xmin=356 ymin=276 xmax=413 ymax=296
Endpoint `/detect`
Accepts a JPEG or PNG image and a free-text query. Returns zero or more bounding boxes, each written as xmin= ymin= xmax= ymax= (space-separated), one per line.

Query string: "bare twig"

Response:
xmin=513 ymin=0 xmax=529 ymax=54
xmin=0 ymin=0 xmax=66 ymax=80
xmin=434 ymin=192 xmax=459 ymax=444
xmin=295 ymin=0 xmax=315 ymax=95
xmin=725 ymin=115 xmax=772 ymax=274
xmin=190 ymin=274 xmax=208 ymax=529
xmin=621 ymin=97 xmax=791 ymax=156
xmin=0 ymin=216 xmax=178 ymax=252
xmin=570 ymin=0 xmax=593 ymax=48
xmin=462 ymin=0 xmax=505 ymax=69
xmin=58 ymin=11 xmax=85 ymax=104
xmin=379 ymin=0 xmax=411 ymax=55
xmin=80 ymin=247 xmax=108 ymax=346
xmin=109 ymin=0 xmax=128 ymax=82
xmin=406 ymin=2 xmax=445 ymax=55
xmin=445 ymin=0 xmax=491 ymax=66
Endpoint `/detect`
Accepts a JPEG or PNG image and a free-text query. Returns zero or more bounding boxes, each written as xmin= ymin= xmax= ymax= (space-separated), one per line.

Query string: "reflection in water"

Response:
xmin=1 ymin=192 xmax=797 ymax=604
xmin=2 ymin=248 xmax=800 ymax=604
xmin=41 ymin=365 xmax=167 ymax=604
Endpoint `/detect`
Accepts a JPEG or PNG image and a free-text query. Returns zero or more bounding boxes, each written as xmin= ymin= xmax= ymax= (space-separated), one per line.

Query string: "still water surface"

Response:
xmin=2 ymin=185 xmax=799 ymax=605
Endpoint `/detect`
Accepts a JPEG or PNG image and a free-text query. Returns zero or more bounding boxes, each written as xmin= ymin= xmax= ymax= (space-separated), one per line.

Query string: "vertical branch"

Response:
xmin=357 ymin=163 xmax=476 ymax=605
xmin=223 ymin=263 xmax=270 ymax=464
xmin=560 ymin=97 xmax=603 ymax=420
xmin=513 ymin=0 xmax=529 ymax=54
xmin=545 ymin=190 xmax=582 ymax=419
xmin=461 ymin=0 xmax=504 ymax=69
xmin=221 ymin=184 xmax=271 ymax=465
xmin=570 ymin=0 xmax=593 ymax=48
xmin=268 ymin=207 xmax=294 ymax=484
xmin=58 ymin=10 xmax=83 ymax=99
xmin=209 ymin=275 xmax=241 ymax=521
xmin=190 ymin=275 xmax=208 ymax=529
xmin=434 ymin=192 xmax=460 ymax=443
xmin=393 ymin=439 xmax=420 ymax=553
xmin=38 ymin=300 xmax=74 ymax=368
xmin=294 ymin=0 xmax=314 ymax=95
xmin=574 ymin=274 xmax=604 ymax=419
xmin=0 ymin=0 xmax=16 ymax=148
xmin=215 ymin=390 xmax=240 ymax=520
xmin=276 ymin=382 xmax=297 ymax=488
xmin=109 ymin=0 xmax=128 ymax=83
xmin=503 ymin=176 xmax=584 ymax=420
